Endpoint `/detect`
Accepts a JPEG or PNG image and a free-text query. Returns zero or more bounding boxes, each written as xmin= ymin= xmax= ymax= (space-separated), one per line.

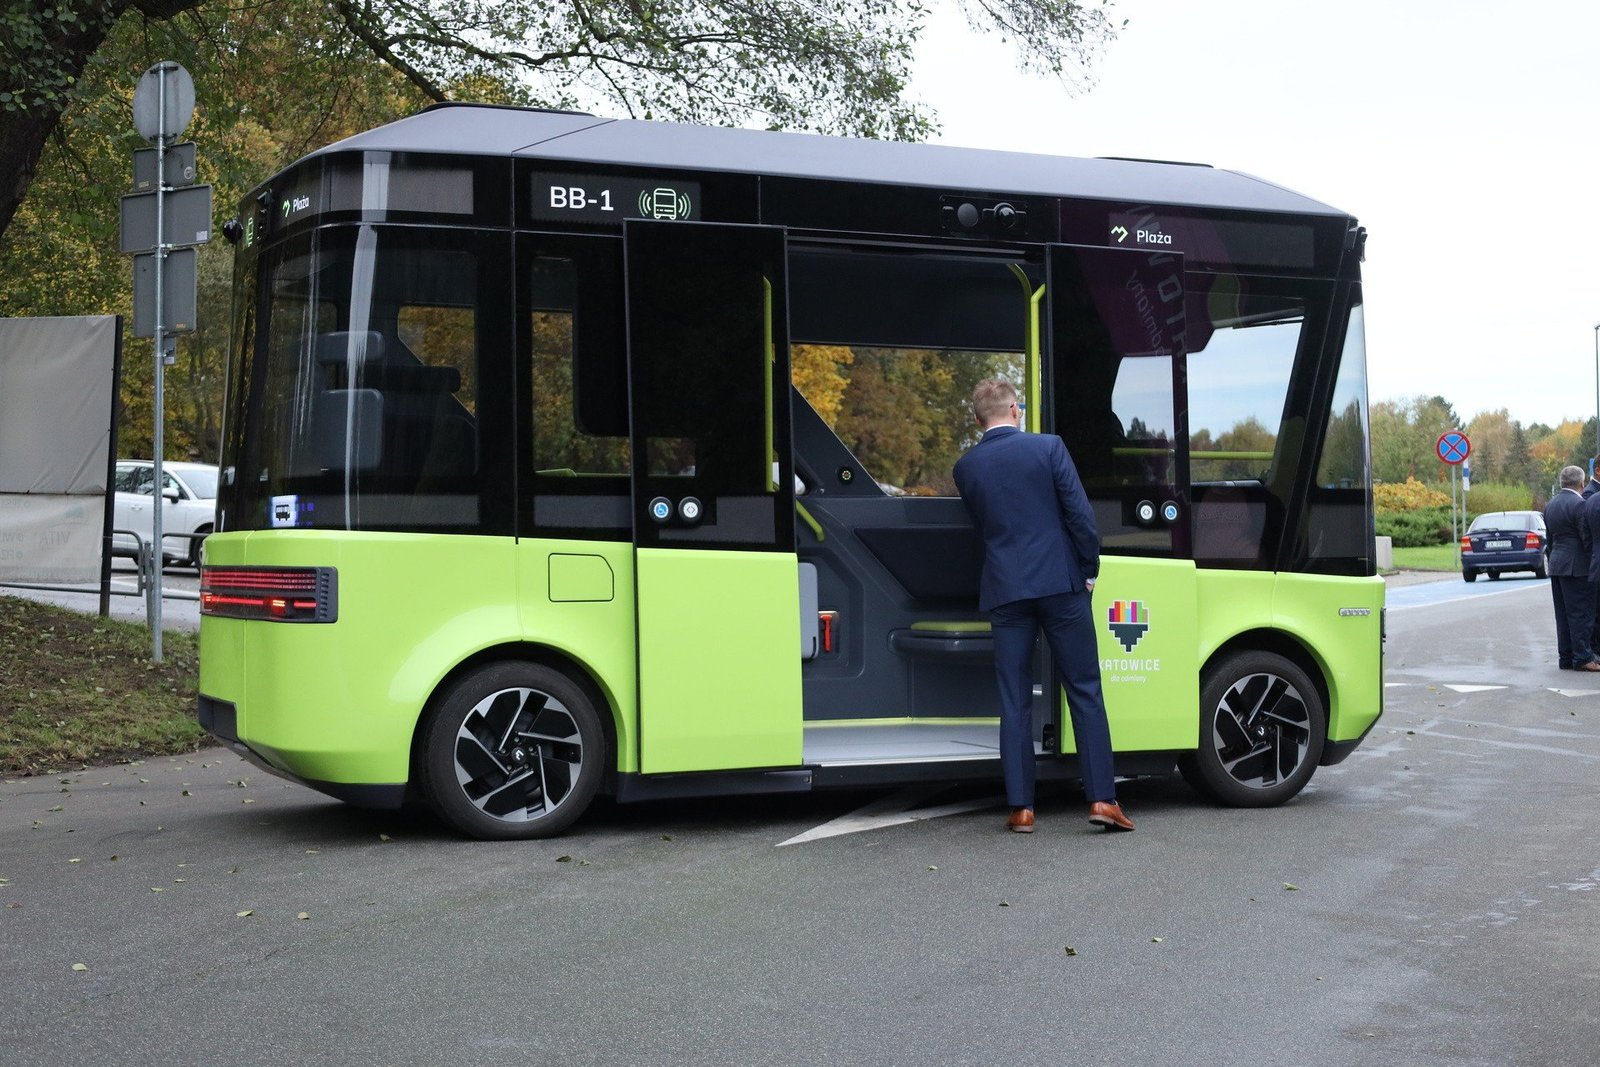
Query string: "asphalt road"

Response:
xmin=3 ymin=571 xmax=1597 ymax=1065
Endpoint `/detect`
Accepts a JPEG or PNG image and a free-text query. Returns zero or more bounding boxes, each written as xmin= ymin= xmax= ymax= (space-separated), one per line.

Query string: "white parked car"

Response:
xmin=111 ymin=460 xmax=219 ymax=567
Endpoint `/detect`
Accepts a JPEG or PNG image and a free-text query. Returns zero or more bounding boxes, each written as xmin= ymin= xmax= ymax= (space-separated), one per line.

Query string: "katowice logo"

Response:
xmin=1107 ymin=600 xmax=1149 ymax=652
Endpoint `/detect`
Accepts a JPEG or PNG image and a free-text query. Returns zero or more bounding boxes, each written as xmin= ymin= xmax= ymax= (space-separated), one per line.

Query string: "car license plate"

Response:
xmin=1486 ymin=539 xmax=1512 ymax=549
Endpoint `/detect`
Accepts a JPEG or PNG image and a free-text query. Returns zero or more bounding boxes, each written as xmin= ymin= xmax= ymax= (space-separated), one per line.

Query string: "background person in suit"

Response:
xmin=953 ymin=378 xmax=1134 ymax=834
xmin=1582 ymin=456 xmax=1600 ymax=498
xmin=1544 ymin=465 xmax=1597 ymax=671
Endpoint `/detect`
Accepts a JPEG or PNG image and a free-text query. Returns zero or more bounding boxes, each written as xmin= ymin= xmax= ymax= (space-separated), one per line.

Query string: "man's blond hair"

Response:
xmin=972 ymin=379 xmax=1017 ymax=425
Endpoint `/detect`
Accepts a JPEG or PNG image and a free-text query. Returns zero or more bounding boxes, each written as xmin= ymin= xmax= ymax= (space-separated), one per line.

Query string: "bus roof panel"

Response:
xmin=309 ymin=104 xmax=1349 ymax=220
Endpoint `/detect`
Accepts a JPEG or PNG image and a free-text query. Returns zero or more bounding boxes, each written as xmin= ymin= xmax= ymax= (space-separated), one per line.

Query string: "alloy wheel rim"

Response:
xmin=1211 ymin=671 xmax=1311 ymax=789
xmin=453 ymin=687 xmax=583 ymax=822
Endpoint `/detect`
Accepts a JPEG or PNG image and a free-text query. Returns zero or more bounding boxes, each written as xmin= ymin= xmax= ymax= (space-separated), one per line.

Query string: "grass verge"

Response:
xmin=1391 ymin=545 xmax=1461 ymax=572
xmin=0 ymin=596 xmax=206 ymax=776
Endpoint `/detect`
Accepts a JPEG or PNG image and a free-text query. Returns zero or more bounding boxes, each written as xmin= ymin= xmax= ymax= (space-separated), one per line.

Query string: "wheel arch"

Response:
xmin=1200 ymin=628 xmax=1331 ymax=738
xmin=405 ymin=641 xmax=624 ymax=802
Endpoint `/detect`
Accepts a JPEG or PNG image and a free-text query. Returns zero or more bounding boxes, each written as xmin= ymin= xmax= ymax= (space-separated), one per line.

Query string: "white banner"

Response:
xmin=0 ymin=494 xmax=108 ymax=583
xmin=0 ymin=315 xmax=118 ymax=583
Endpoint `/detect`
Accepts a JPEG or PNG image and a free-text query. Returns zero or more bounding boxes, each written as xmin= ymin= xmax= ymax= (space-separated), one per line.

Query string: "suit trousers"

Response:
xmin=1552 ymin=575 xmax=1597 ymax=666
xmin=990 ymin=590 xmax=1117 ymax=808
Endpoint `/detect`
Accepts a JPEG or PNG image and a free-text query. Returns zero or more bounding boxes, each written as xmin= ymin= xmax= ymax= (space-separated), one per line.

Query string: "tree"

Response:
xmin=0 ymin=0 xmax=1122 ymax=246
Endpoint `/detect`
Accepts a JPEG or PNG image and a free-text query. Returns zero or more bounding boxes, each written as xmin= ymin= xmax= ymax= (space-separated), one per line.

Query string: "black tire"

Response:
xmin=1462 ymin=569 xmax=1477 ymax=582
xmin=1487 ymin=570 xmax=1501 ymax=581
xmin=187 ymin=525 xmax=212 ymax=568
xmin=1179 ymin=650 xmax=1326 ymax=807
xmin=1535 ymin=561 xmax=1548 ymax=579
xmin=420 ymin=662 xmax=606 ymax=840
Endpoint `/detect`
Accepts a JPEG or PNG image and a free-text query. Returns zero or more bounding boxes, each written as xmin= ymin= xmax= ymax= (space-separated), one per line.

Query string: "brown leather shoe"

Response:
xmin=1007 ymin=808 xmax=1035 ymax=833
xmin=1579 ymin=661 xmax=1600 ymax=672
xmin=1088 ymin=801 xmax=1135 ymax=832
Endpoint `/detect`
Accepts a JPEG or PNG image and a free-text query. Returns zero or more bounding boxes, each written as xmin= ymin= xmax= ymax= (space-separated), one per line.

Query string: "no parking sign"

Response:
xmin=1436 ymin=431 xmax=1470 ymax=465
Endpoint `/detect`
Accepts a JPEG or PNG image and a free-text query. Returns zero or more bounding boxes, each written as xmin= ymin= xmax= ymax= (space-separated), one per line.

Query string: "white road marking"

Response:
xmin=1548 ymin=689 xmax=1600 ymax=698
xmin=1443 ymin=684 xmax=1508 ymax=693
xmin=1385 ymin=682 xmax=1409 ymax=688
xmin=777 ymin=786 xmax=1004 ymax=847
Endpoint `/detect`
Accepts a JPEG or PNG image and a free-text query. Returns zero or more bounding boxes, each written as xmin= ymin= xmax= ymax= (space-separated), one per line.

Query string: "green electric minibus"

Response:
xmin=199 ymin=102 xmax=1381 ymax=838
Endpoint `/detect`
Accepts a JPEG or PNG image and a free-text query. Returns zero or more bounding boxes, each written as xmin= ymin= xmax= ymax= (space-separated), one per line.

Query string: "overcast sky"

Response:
xmin=911 ymin=0 xmax=1600 ymax=428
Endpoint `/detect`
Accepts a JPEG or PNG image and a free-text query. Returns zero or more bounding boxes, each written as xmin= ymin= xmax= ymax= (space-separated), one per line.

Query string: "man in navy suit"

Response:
xmin=1545 ymin=465 xmax=1597 ymax=671
xmin=953 ymin=378 xmax=1133 ymax=834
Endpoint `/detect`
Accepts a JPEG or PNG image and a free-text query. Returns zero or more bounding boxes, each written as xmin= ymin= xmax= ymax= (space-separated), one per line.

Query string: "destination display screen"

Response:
xmin=1102 ymin=209 xmax=1317 ymax=271
xmin=527 ymin=172 xmax=702 ymax=224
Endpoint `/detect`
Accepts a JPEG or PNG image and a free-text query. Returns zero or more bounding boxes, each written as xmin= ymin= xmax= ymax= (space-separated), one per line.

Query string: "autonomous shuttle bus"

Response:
xmin=199 ymin=103 xmax=1380 ymax=838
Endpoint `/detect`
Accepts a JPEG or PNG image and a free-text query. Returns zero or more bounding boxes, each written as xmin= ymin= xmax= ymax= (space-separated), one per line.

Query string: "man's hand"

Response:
xmin=1084 ymin=577 xmax=1096 ymax=591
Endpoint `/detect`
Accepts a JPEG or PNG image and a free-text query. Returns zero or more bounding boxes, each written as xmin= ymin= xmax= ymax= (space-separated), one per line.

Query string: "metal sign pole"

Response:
xmin=149 ymin=65 xmax=168 ymax=663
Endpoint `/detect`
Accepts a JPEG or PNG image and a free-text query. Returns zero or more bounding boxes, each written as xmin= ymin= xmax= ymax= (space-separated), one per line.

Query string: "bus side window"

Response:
xmin=521 ymin=239 xmax=632 ymax=538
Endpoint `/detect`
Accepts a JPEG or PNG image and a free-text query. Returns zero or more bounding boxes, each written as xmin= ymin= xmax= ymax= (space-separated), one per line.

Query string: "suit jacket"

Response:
xmin=953 ymin=425 xmax=1100 ymax=612
xmin=1583 ymin=478 xmax=1600 ymax=499
xmin=1581 ymin=492 xmax=1600 ymax=582
xmin=1544 ymin=488 xmax=1591 ymax=578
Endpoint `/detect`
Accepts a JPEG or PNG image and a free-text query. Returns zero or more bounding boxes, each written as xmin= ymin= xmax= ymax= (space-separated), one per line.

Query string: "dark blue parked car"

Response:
xmin=1461 ymin=510 xmax=1546 ymax=581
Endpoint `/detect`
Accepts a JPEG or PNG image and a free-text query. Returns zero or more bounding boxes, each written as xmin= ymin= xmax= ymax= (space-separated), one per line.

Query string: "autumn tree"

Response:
xmin=1 ymin=0 xmax=1123 ymax=246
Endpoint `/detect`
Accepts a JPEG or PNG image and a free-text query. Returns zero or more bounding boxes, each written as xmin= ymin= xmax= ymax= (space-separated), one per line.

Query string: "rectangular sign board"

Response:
xmin=119 ymin=183 xmax=213 ymax=253
xmin=132 ymin=142 xmax=197 ymax=192
xmin=132 ymin=247 xmax=198 ymax=336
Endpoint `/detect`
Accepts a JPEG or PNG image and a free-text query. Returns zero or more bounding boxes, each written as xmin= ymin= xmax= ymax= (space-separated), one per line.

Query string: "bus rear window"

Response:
xmin=221 ymin=227 xmax=512 ymax=535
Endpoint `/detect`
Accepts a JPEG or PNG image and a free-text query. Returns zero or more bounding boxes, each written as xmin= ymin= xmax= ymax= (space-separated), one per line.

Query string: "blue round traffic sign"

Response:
xmin=1436 ymin=431 xmax=1470 ymax=465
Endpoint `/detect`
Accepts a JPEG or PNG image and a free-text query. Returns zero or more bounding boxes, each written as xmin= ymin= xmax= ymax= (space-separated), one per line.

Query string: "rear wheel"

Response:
xmin=420 ymin=662 xmax=606 ymax=840
xmin=1534 ymin=560 xmax=1547 ymax=579
xmin=1180 ymin=651 xmax=1326 ymax=807
xmin=1487 ymin=570 xmax=1501 ymax=581
xmin=1462 ymin=568 xmax=1477 ymax=582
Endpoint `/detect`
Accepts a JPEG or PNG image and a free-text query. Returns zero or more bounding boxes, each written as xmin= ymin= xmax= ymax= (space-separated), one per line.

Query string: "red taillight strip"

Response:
xmin=200 ymin=566 xmax=337 ymax=623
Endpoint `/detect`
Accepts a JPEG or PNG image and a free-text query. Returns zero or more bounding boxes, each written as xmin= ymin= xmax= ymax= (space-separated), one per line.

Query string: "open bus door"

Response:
xmin=1045 ymin=244 xmax=1200 ymax=754
xmin=624 ymin=220 xmax=803 ymax=774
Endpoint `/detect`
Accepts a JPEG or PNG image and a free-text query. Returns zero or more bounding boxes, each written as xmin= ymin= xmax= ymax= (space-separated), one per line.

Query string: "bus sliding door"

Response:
xmin=1045 ymin=244 xmax=1199 ymax=753
xmin=624 ymin=220 xmax=802 ymax=774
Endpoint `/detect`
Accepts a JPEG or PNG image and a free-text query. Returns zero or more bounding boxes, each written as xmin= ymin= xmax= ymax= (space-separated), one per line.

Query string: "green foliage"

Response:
xmin=1464 ymin=480 xmax=1535 ymax=517
xmin=0 ymin=1 xmax=118 ymax=116
xmin=1377 ymin=506 xmax=1453 ymax=548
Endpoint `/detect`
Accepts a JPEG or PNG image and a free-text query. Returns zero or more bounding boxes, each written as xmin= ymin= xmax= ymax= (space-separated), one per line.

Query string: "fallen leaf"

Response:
xmin=998 ymin=900 xmax=1009 ymax=907
xmin=1284 ymin=883 xmax=1300 ymax=891
xmin=661 ymin=834 xmax=673 ymax=842
xmin=378 ymin=834 xmax=390 ymax=842
xmin=174 ymin=879 xmax=186 ymax=884
xmin=304 ymin=849 xmax=320 ymax=855
xmin=151 ymin=887 xmax=164 ymax=892
xmin=49 ymin=805 xmax=62 ymax=812
xmin=297 ymin=912 xmax=310 ymax=920
xmin=68 ymin=858 xmax=80 ymax=864
xmin=181 ymin=790 xmax=192 ymax=797
xmin=1151 ymin=937 xmax=1163 ymax=943
xmin=71 ymin=963 xmax=88 ymax=972
xmin=927 ymin=865 xmax=938 ymax=871
xmin=242 ymin=799 xmax=253 ymax=804
xmin=109 ymin=856 xmax=119 ymax=862
xmin=1064 ymin=946 xmax=1078 ymax=956
xmin=555 ymin=855 xmax=572 ymax=863
xmin=236 ymin=910 xmax=253 ymax=917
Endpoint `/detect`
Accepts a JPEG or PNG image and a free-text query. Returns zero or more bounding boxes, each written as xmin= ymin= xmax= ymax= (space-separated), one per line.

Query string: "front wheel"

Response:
xmin=187 ymin=524 xmax=212 ymax=568
xmin=1179 ymin=651 xmax=1326 ymax=807
xmin=420 ymin=662 xmax=607 ymax=839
